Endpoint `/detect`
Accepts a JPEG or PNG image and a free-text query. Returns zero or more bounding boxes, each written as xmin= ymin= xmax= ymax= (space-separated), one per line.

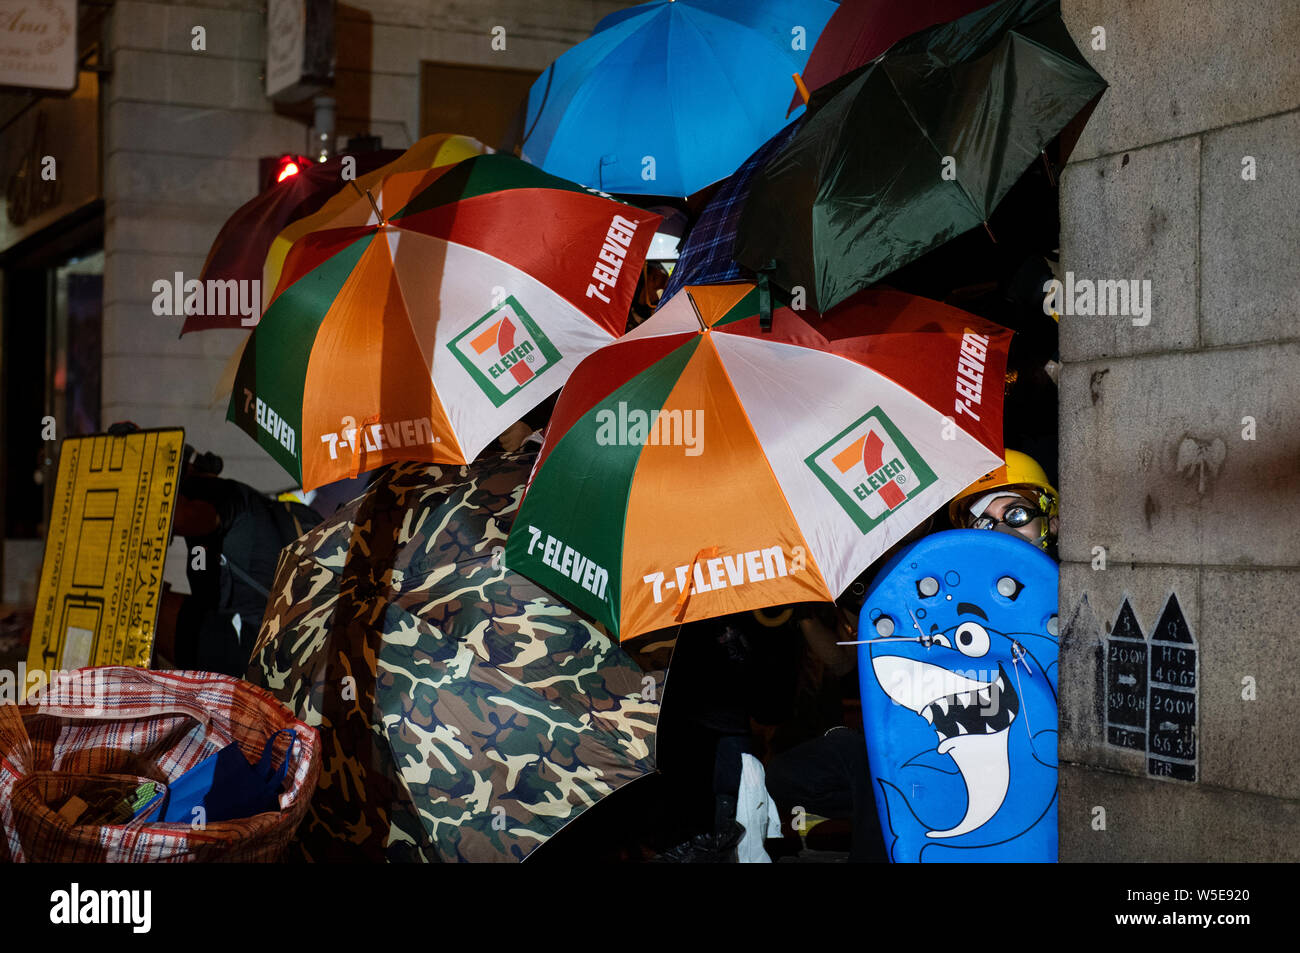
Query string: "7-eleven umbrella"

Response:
xmin=261 ymin=133 xmax=488 ymax=311
xmin=228 ymin=154 xmax=661 ymax=491
xmin=504 ymin=283 xmax=1012 ymax=641
xmin=181 ymin=149 xmax=403 ymax=335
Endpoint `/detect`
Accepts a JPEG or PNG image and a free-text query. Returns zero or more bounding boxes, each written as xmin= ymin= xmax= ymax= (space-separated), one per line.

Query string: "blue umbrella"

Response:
xmin=521 ymin=0 xmax=836 ymax=197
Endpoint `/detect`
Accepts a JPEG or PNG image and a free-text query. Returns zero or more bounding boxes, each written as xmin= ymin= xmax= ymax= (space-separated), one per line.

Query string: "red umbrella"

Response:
xmin=788 ymin=0 xmax=996 ymax=113
xmin=182 ymin=150 xmax=401 ymax=334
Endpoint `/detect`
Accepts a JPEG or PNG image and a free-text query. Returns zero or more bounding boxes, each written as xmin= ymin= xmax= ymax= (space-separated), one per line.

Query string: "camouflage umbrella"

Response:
xmin=246 ymin=449 xmax=661 ymax=862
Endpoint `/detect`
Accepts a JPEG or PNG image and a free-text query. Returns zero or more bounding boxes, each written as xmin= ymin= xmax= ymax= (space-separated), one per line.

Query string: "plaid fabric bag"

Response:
xmin=0 ymin=667 xmax=320 ymax=862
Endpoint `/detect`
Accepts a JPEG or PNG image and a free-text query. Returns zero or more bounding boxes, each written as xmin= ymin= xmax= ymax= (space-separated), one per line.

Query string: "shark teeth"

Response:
xmin=922 ymin=663 xmax=1021 ymax=747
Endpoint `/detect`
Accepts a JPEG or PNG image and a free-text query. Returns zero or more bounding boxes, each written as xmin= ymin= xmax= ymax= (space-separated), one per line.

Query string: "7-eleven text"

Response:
xmin=524 ymin=525 xmax=610 ymax=600
xmin=642 ymin=546 xmax=791 ymax=604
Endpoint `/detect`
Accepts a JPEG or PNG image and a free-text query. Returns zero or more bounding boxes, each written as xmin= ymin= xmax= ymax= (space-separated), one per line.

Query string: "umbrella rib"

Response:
xmin=696 ymin=331 xmax=833 ymax=596
xmin=674 ymin=9 xmax=775 ymax=181
xmin=380 ymin=226 xmax=467 ymax=461
xmin=715 ymin=324 xmax=970 ymax=464
xmin=543 ymin=13 xmax=668 ymax=181
xmin=874 ymin=58 xmax=986 ymax=220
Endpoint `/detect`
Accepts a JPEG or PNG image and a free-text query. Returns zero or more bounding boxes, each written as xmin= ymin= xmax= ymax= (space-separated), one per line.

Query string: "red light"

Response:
xmin=277 ymin=160 xmax=301 ymax=183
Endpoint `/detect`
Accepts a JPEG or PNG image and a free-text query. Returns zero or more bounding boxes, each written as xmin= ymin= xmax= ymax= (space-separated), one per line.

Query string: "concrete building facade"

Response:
xmin=1056 ymin=0 xmax=1300 ymax=860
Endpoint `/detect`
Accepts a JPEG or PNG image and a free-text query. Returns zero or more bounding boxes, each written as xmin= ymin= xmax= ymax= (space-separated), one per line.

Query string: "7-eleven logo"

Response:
xmin=448 ymin=296 xmax=562 ymax=407
xmin=806 ymin=407 xmax=937 ymax=534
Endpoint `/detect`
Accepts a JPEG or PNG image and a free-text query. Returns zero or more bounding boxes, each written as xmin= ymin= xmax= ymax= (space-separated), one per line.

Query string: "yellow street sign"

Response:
xmin=26 ymin=429 xmax=185 ymax=685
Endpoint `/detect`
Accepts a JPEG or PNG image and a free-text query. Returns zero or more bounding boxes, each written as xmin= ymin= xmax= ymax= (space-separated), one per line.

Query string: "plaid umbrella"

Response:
xmin=247 ymin=448 xmax=661 ymax=862
xmin=660 ymin=121 xmax=802 ymax=304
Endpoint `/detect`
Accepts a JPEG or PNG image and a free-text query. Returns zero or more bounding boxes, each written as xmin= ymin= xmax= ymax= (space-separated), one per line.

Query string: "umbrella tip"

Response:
xmin=792 ymin=72 xmax=810 ymax=105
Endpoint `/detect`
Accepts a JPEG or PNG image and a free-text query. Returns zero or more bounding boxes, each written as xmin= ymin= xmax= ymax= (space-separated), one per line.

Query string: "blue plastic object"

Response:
xmin=857 ymin=530 xmax=1059 ymax=862
xmin=520 ymin=0 xmax=836 ymax=196
xmin=161 ymin=729 xmax=296 ymax=824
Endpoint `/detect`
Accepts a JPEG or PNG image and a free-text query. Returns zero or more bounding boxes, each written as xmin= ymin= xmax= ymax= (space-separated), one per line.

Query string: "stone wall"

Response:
xmin=1057 ymin=0 xmax=1300 ymax=860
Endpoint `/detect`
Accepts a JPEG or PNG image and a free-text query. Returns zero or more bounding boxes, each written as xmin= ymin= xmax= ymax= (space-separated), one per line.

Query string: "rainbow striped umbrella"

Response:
xmin=505 ymin=283 xmax=1012 ymax=641
xmin=228 ymin=154 xmax=660 ymax=490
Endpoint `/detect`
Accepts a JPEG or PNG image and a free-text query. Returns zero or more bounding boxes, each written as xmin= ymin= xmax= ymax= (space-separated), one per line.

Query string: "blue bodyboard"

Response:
xmin=857 ymin=530 xmax=1059 ymax=862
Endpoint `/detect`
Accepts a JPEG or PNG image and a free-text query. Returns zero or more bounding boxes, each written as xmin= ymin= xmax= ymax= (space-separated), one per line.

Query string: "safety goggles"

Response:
xmin=970 ymin=502 xmax=1043 ymax=531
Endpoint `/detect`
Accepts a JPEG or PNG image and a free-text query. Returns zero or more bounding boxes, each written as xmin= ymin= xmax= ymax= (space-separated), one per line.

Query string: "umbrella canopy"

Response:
xmin=736 ymin=0 xmax=1107 ymax=313
xmin=246 ymin=449 xmax=661 ymax=862
xmin=520 ymin=0 xmax=837 ymax=197
xmin=182 ymin=149 xmax=403 ymax=334
xmin=504 ymin=283 xmax=1012 ymax=641
xmin=659 ymin=120 xmax=801 ymax=302
xmin=786 ymin=0 xmax=996 ymax=114
xmin=262 ymin=133 xmax=488 ymax=311
xmin=228 ymin=154 xmax=661 ymax=490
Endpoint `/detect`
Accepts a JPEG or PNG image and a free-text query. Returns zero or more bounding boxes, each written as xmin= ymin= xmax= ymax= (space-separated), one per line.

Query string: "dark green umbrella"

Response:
xmin=735 ymin=0 xmax=1106 ymax=314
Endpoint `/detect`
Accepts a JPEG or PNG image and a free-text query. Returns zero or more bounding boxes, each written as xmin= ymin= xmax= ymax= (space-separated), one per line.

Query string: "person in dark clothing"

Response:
xmin=651 ymin=611 xmax=800 ymax=857
xmin=166 ymin=446 xmax=320 ymax=676
xmin=765 ymin=724 xmax=889 ymax=862
xmin=762 ymin=580 xmax=889 ymax=862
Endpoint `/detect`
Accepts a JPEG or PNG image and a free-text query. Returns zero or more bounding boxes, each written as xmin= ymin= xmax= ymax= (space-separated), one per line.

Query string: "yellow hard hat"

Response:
xmin=948 ymin=450 xmax=1058 ymax=527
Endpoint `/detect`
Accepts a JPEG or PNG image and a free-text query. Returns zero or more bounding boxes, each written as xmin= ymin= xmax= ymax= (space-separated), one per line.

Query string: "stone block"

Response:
xmin=111 ymin=1 xmax=257 ymax=60
xmin=109 ymin=49 xmax=265 ymax=111
xmin=1058 ymin=561 xmax=1200 ymax=775
xmin=107 ymin=210 xmax=228 ymax=257
xmin=1061 ymin=0 xmax=1300 ymax=161
xmin=102 ymin=355 xmax=221 ymax=407
xmin=103 ymin=251 xmax=208 ymax=309
xmin=1060 ymin=763 xmax=1300 ymax=861
xmin=1058 ymin=138 xmax=1199 ymax=362
xmin=1058 ymin=343 xmax=1300 ymax=567
xmin=106 ymin=152 xmax=259 ymax=210
xmin=102 ymin=309 xmax=208 ymax=359
xmin=1198 ymin=568 xmax=1300 ymax=800
xmin=1200 ymin=110 xmax=1300 ymax=348
xmin=108 ymin=102 xmax=301 ymax=160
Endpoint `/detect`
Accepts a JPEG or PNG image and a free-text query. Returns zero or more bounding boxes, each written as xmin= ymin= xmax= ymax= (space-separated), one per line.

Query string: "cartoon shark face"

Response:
xmin=858 ymin=530 xmax=1059 ymax=862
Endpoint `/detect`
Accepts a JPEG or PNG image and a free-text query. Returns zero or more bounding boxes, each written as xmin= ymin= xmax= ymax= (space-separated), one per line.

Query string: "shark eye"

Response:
xmin=928 ymin=633 xmax=951 ymax=649
xmin=954 ymin=622 xmax=989 ymax=657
